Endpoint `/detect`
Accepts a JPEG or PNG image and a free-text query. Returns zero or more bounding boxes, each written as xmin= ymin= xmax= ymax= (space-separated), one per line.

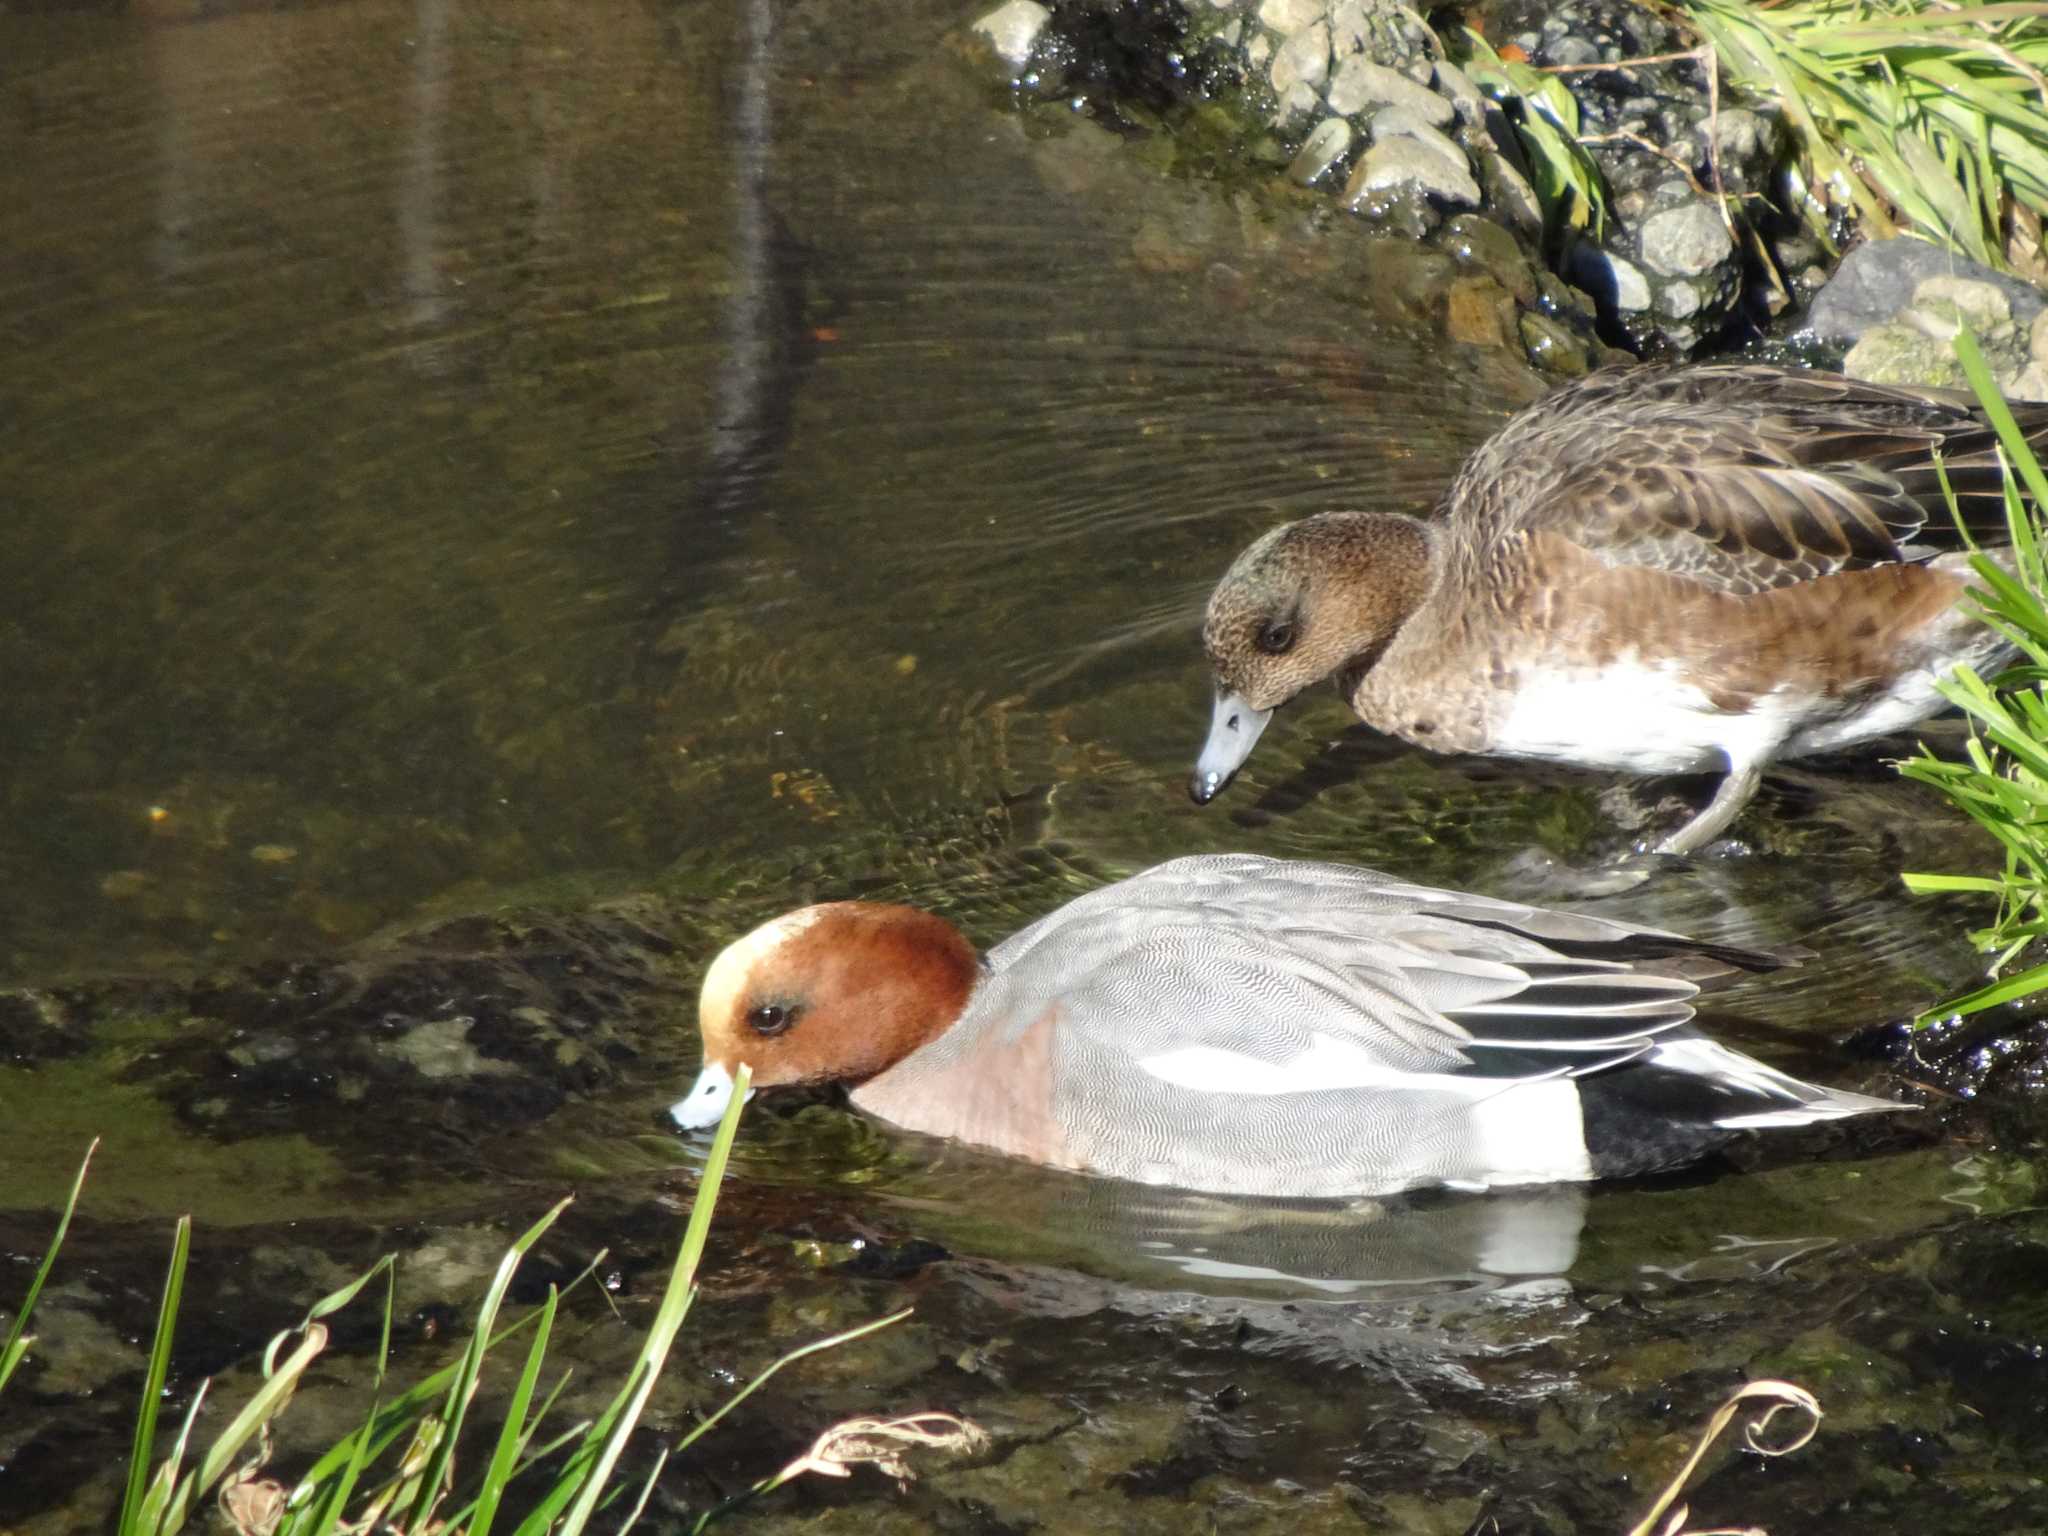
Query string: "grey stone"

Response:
xmin=1366 ymin=102 xmax=1445 ymax=140
xmin=1904 ymin=275 xmax=2014 ymax=337
xmin=1539 ymin=269 xmax=1595 ymax=319
xmin=971 ymin=0 xmax=1049 ymax=69
xmin=1810 ymin=238 xmax=2047 ymax=344
xmin=1330 ymin=0 xmax=1371 ymax=57
xmin=2009 ymin=361 xmax=2048 ymax=401
xmin=1259 ymin=0 xmax=1325 ymax=31
xmin=1443 ymin=213 xmax=1538 ymax=304
xmin=1288 ymin=117 xmax=1354 ymax=185
xmin=1567 ymin=244 xmax=1652 ymax=313
xmin=1478 ymin=148 xmax=1542 ymax=235
xmin=1844 ymin=322 xmax=1969 ymax=391
xmin=1327 ymin=56 xmax=1453 ymax=123
xmin=1345 ymin=134 xmax=1480 ymax=209
xmin=1701 ymin=106 xmax=1771 ymax=163
xmin=1658 ymin=281 xmax=1702 ymax=320
xmin=1638 ymin=200 xmax=1732 ymax=277
xmin=1520 ymin=311 xmax=1590 ymax=376
xmin=2031 ymin=305 xmax=2048 ymax=365
xmin=1376 ymin=113 xmax=1474 ymax=180
xmin=1270 ymin=21 xmax=1331 ymax=96
xmin=1548 ymin=35 xmax=1599 ymax=67
xmin=1432 ymin=60 xmax=1486 ymax=125
xmin=1274 ymin=79 xmax=1323 ymax=122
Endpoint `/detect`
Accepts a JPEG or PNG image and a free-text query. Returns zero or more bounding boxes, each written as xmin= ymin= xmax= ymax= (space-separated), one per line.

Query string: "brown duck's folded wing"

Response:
xmin=1452 ymin=364 xmax=2040 ymax=597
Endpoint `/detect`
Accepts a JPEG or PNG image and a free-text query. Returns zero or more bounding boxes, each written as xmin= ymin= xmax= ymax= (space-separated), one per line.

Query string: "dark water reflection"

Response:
xmin=4 ymin=1 xmax=2046 ymax=1531
xmin=0 ymin=0 xmax=1512 ymax=985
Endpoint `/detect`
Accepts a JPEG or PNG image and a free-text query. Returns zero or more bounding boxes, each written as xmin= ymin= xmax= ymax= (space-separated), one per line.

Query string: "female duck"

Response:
xmin=671 ymin=853 xmax=1899 ymax=1197
xmin=1192 ymin=364 xmax=2045 ymax=854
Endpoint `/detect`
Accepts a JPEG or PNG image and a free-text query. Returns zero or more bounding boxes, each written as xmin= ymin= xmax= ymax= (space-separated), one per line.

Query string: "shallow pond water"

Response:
xmin=4 ymin=2 xmax=2047 ymax=1532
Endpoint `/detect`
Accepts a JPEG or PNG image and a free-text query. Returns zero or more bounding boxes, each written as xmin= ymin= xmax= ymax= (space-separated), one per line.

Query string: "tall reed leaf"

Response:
xmin=1677 ymin=0 xmax=2048 ymax=270
xmin=1900 ymin=329 xmax=2048 ymax=1021
xmin=0 ymin=1140 xmax=95 ymax=1396
xmin=119 ymin=1215 xmax=191 ymax=1536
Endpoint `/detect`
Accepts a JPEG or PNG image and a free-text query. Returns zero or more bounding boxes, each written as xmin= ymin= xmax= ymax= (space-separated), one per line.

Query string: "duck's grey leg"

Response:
xmin=1653 ymin=759 xmax=1766 ymax=856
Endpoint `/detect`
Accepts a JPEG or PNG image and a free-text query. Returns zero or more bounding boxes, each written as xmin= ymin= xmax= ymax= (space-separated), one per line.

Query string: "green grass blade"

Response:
xmin=284 ymin=1390 xmax=377 ymax=1536
xmin=1957 ymin=329 xmax=2048 ymax=514
xmin=299 ymin=1254 xmax=396 ymax=1331
xmin=613 ymin=1446 xmax=672 ymax=1536
xmin=1915 ymin=958 xmax=2048 ymax=1024
xmin=1900 ymin=329 xmax=2048 ymax=1022
xmin=1899 ymin=872 xmax=2012 ymax=895
xmin=155 ymin=1324 xmax=330 ymax=1535
xmin=466 ymin=1285 xmax=562 ymax=1536
xmin=119 ymin=1214 xmax=192 ymax=1536
xmin=543 ymin=1064 xmax=754 ymax=1536
xmin=400 ymin=1197 xmax=574 ymax=1536
xmin=0 ymin=1138 xmax=95 ymax=1396
xmin=136 ymin=1380 xmax=210 ymax=1534
xmin=670 ymin=1309 xmax=913 ymax=1462
xmin=283 ymin=1255 xmax=398 ymax=1533
xmin=290 ymin=1243 xmax=601 ymax=1499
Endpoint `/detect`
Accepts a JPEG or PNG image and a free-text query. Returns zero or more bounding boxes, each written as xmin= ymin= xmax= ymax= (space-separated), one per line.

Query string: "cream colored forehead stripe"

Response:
xmin=699 ymin=905 xmax=830 ymax=1040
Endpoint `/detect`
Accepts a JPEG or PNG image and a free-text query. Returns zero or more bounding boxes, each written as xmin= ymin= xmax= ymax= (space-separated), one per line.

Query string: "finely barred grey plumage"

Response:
xmin=843 ymin=854 xmax=1897 ymax=1197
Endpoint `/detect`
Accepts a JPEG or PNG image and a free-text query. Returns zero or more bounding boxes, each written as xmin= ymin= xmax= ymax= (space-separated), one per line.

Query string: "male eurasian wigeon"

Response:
xmin=1191 ymin=364 xmax=2047 ymax=854
xmin=670 ymin=853 xmax=1900 ymax=1197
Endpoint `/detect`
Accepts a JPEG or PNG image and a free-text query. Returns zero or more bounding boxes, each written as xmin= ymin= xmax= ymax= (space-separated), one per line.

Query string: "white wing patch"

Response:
xmin=1137 ymin=1032 xmax=1419 ymax=1094
xmin=1134 ymin=1035 xmax=1596 ymax=1185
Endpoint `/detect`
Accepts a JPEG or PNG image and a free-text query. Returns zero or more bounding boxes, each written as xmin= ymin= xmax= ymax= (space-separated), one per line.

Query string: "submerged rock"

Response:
xmin=1286 ymin=115 xmax=1353 ymax=184
xmin=972 ymin=0 xmax=1052 ymax=69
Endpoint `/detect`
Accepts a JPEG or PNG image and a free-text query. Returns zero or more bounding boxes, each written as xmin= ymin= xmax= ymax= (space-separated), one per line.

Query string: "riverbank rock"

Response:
xmin=1810 ymin=239 xmax=2048 ymax=399
xmin=1488 ymin=0 xmax=1777 ymax=357
xmin=968 ymin=0 xmax=1617 ymax=377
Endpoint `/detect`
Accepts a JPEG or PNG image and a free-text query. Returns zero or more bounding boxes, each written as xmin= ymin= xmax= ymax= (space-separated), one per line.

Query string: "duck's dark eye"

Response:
xmin=1255 ymin=618 xmax=1297 ymax=655
xmin=746 ymin=1002 xmax=798 ymax=1037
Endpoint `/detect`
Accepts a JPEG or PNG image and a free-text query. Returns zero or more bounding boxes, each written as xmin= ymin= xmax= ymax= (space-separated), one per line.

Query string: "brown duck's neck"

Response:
xmin=1318 ymin=512 xmax=1438 ymax=668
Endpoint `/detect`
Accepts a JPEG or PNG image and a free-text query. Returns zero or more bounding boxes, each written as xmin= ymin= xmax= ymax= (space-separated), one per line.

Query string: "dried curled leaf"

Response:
xmin=217 ymin=1471 xmax=288 ymax=1536
xmin=1627 ymin=1379 xmax=1822 ymax=1536
xmin=776 ymin=1411 xmax=990 ymax=1492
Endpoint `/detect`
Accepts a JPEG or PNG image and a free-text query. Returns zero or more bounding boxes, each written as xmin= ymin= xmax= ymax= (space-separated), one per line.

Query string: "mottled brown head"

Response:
xmin=1190 ymin=513 xmax=1436 ymax=804
xmin=1201 ymin=512 xmax=1437 ymax=709
xmin=682 ymin=902 xmax=980 ymax=1113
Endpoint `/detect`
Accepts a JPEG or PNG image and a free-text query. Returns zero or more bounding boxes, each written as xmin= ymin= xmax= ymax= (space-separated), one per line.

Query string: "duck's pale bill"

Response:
xmin=1189 ymin=687 xmax=1272 ymax=804
xmin=670 ymin=1061 xmax=754 ymax=1130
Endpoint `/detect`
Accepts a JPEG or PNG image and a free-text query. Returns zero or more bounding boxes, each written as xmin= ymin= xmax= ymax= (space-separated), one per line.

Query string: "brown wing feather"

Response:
xmin=1446 ymin=363 xmax=2046 ymax=596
